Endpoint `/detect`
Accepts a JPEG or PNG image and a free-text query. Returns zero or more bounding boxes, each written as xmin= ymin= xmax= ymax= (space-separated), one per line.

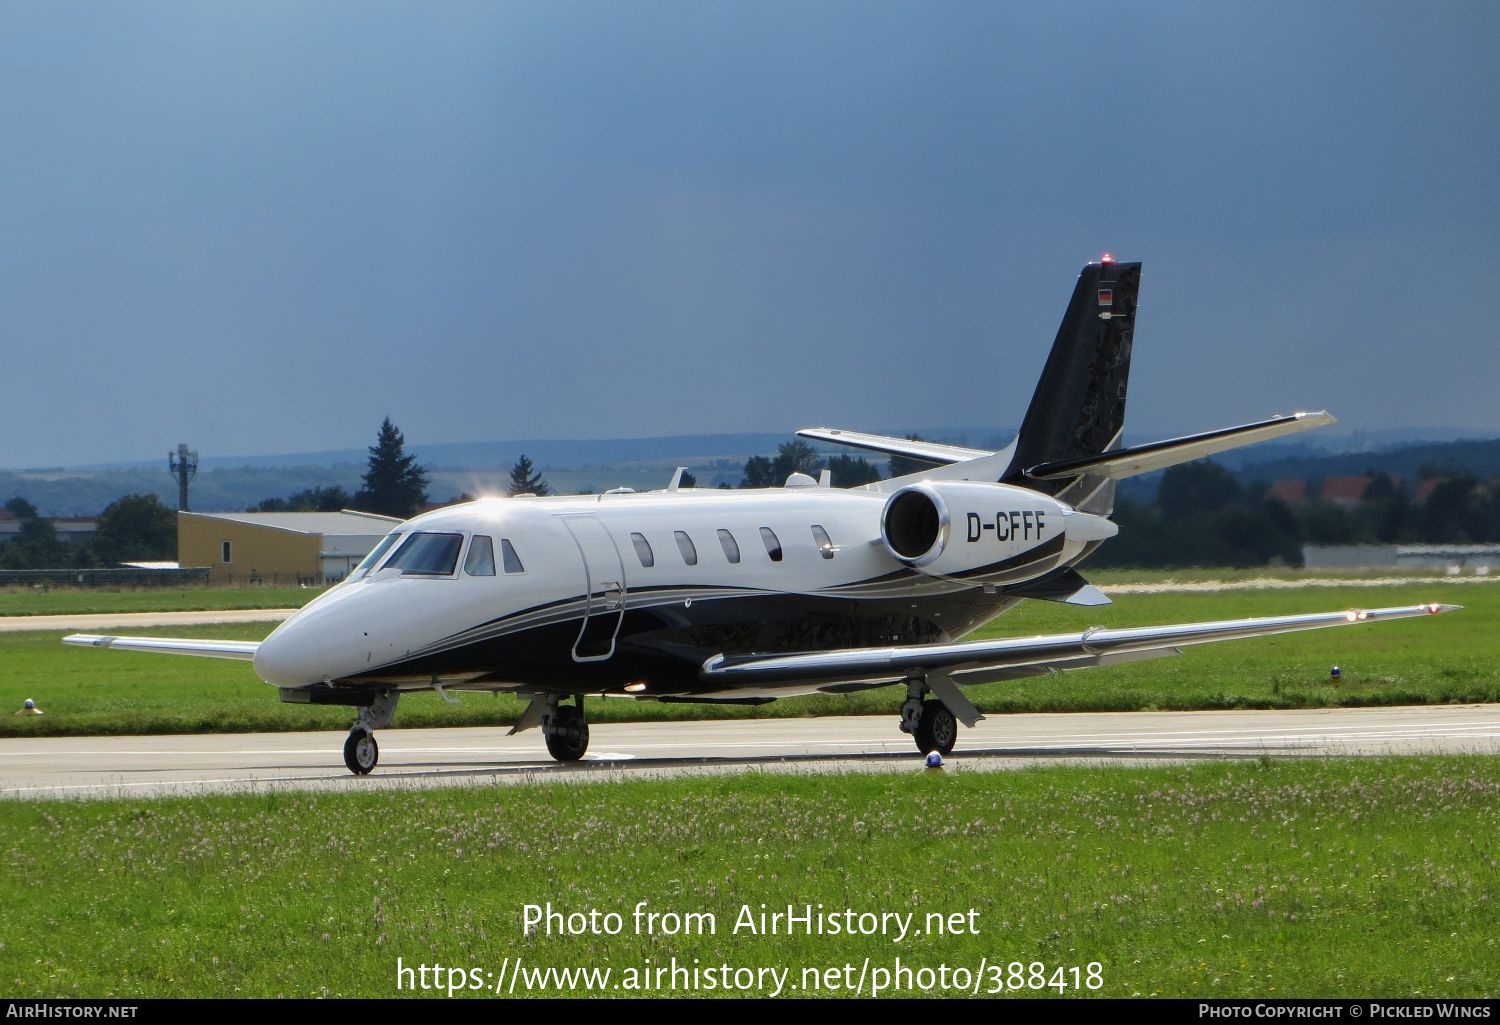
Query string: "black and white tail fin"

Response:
xmin=1001 ymin=257 xmax=1140 ymax=514
xmin=802 ymin=257 xmax=1334 ymax=501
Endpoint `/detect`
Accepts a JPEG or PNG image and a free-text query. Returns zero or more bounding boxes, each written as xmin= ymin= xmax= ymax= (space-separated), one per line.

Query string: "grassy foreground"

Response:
xmin=2 ymin=579 xmax=1495 ymax=737
xmin=0 ymin=758 xmax=1495 ymax=998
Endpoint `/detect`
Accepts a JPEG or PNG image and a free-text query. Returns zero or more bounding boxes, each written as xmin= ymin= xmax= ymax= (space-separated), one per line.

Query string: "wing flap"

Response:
xmin=700 ymin=603 xmax=1457 ymax=685
xmin=62 ymin=634 xmax=261 ymax=661
xmin=948 ymin=645 xmax=1180 ymax=685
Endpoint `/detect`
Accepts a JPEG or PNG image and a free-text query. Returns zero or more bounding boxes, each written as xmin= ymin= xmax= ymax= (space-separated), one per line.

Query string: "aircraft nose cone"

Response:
xmin=253 ymin=619 xmax=328 ymax=686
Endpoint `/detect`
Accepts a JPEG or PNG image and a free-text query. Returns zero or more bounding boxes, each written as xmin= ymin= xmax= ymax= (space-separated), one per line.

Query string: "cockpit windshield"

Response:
xmin=353 ymin=532 xmax=403 ymax=578
xmin=385 ymin=532 xmax=464 ymax=576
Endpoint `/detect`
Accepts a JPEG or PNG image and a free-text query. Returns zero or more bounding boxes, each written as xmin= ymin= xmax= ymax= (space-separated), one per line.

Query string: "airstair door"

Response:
xmin=563 ymin=516 xmax=626 ymax=662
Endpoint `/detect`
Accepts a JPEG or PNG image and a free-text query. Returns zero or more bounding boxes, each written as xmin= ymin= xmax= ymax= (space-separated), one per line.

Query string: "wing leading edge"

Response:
xmin=63 ymin=634 xmax=260 ymax=661
xmin=700 ymin=603 xmax=1459 ymax=686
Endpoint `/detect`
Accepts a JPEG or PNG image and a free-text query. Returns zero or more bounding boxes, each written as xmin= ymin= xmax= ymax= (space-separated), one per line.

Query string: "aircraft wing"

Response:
xmin=63 ymin=634 xmax=261 ymax=661
xmin=700 ymin=603 xmax=1458 ymax=686
xmin=795 ymin=428 xmax=993 ymax=466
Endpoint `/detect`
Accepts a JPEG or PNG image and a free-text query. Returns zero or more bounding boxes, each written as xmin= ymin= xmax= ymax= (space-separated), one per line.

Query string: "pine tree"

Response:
xmin=507 ymin=454 xmax=550 ymax=497
xmin=354 ymin=417 xmax=429 ymax=518
xmin=888 ymin=433 xmax=933 ymax=478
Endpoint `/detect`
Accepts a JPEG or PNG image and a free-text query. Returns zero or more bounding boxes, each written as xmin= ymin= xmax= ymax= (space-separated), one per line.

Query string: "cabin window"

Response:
xmin=354 ymin=532 xmax=402 ymax=577
xmin=464 ymin=535 xmax=496 ymax=576
xmin=386 ymin=532 xmax=463 ymax=576
xmin=220 ymin=540 xmax=232 ymax=564
xmin=674 ymin=530 xmax=698 ymax=566
xmin=717 ymin=528 xmax=740 ymax=564
xmin=631 ymin=532 xmax=654 ymax=568
xmin=812 ymin=524 xmax=836 ymax=560
xmin=759 ymin=526 xmax=783 ymax=563
xmin=500 ymin=538 xmax=525 ymax=574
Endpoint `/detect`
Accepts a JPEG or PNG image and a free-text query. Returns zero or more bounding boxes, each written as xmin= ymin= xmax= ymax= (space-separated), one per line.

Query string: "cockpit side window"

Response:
xmin=464 ymin=535 xmax=496 ymax=576
xmin=500 ymin=539 xmax=525 ymax=574
xmin=354 ymin=532 xmax=402 ymax=578
xmin=386 ymin=532 xmax=464 ymax=576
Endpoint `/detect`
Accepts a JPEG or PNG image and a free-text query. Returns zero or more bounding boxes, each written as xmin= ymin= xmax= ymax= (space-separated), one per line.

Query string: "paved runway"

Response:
xmin=0 ymin=608 xmax=297 ymax=633
xmin=2 ymin=704 xmax=1497 ymax=800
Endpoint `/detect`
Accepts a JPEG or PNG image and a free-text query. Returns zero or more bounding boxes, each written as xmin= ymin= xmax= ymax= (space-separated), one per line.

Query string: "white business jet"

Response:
xmin=65 ymin=257 xmax=1458 ymax=774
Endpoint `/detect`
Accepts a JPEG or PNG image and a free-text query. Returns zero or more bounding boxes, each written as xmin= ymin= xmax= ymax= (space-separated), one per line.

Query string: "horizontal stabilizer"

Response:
xmin=700 ymin=603 xmax=1458 ymax=686
xmin=796 ymin=427 xmax=992 ymax=467
xmin=62 ymin=634 xmax=260 ymax=661
xmin=1025 ymin=411 xmax=1335 ymax=481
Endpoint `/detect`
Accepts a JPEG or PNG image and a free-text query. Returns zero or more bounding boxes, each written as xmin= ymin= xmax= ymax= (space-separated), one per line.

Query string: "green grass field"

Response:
xmin=1 ymin=759 xmax=1495 ymax=998
xmin=2 ymin=574 xmax=1497 ymax=1001
xmin=2 ymin=578 xmax=1495 ymax=737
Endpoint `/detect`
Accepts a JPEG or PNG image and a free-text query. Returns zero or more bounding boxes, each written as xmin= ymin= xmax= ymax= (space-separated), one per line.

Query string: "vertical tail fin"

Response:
xmin=1002 ymin=258 xmax=1140 ymax=513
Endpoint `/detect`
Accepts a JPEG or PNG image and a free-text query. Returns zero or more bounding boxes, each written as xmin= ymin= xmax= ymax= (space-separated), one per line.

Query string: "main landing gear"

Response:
xmin=898 ymin=676 xmax=959 ymax=756
xmin=542 ymin=695 xmax=590 ymax=762
xmin=343 ymin=690 xmax=399 ymax=775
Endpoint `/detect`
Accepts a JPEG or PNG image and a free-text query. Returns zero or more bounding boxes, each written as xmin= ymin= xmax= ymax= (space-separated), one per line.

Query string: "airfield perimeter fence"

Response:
xmin=0 ymin=567 xmax=212 ymax=589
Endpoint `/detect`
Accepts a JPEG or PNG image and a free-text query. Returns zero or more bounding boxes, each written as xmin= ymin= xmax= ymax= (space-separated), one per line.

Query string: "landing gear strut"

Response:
xmin=542 ymin=695 xmax=590 ymax=762
xmin=898 ymin=676 xmax=958 ymax=756
xmin=343 ymin=690 xmax=398 ymax=775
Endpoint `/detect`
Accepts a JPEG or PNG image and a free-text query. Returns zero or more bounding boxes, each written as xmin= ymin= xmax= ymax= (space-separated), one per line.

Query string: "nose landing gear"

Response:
xmin=342 ymin=690 xmax=399 ymax=775
xmin=542 ymin=695 xmax=590 ymax=762
xmin=344 ymin=727 xmax=379 ymax=775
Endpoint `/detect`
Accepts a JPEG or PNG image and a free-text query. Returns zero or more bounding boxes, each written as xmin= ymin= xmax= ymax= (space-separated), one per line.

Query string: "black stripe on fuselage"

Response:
xmin=344 ymin=584 xmax=1016 ymax=694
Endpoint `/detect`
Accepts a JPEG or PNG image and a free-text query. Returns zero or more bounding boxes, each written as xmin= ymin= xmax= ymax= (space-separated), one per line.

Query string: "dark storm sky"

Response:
xmin=3 ymin=1 xmax=1496 ymax=468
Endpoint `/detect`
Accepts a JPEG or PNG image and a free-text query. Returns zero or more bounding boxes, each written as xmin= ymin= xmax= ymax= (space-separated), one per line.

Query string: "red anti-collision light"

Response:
xmin=1101 ymin=252 xmax=1115 ymax=264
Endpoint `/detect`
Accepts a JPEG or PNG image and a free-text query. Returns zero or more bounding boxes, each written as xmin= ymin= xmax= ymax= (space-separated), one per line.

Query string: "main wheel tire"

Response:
xmin=914 ymin=699 xmax=957 ymax=755
xmin=544 ymin=704 xmax=590 ymax=762
xmin=344 ymin=728 xmax=379 ymax=775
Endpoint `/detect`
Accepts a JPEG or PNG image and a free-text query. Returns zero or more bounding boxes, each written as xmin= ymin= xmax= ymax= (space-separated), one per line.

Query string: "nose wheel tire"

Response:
xmin=344 ymin=728 xmax=379 ymax=775
xmin=544 ymin=704 xmax=590 ymax=762
xmin=914 ymin=699 xmax=957 ymax=756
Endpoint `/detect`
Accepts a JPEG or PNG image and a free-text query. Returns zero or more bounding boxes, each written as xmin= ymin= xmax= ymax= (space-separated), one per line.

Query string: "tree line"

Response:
xmin=0 ymin=418 xmax=558 ymax=569
xmin=0 ymin=494 xmax=177 ymax=570
xmin=733 ymin=445 xmax=1500 ymax=569
xmin=1090 ymin=462 xmax=1500 ymax=569
xmin=9 ymin=421 xmax=1497 ymax=572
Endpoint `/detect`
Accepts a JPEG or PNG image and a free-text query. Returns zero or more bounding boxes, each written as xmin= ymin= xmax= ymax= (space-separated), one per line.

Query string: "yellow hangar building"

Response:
xmin=178 ymin=510 xmax=402 ymax=585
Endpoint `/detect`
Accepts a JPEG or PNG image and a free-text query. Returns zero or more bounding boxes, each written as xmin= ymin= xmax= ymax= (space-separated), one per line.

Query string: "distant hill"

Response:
xmin=4 ymin=428 xmax=1011 ymax=515
xmin=64 ymin=427 xmax=1015 ymax=473
xmin=8 ymin=429 xmax=1498 ymax=517
xmin=1230 ymin=438 xmax=1500 ymax=486
xmin=1111 ymin=437 xmax=1500 ymax=506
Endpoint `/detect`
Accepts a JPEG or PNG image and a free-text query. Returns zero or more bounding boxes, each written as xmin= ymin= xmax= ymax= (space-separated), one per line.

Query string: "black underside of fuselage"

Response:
xmin=344 ymin=585 xmax=1022 ymax=697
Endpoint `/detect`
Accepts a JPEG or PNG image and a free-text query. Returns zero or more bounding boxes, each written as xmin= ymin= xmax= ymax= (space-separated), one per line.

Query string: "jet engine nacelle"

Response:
xmin=879 ymin=481 xmax=1116 ymax=581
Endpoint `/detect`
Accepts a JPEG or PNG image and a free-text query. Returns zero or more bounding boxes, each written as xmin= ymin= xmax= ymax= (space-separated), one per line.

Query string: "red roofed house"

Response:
xmin=1319 ymin=476 xmax=1373 ymax=509
xmin=1267 ymin=479 xmax=1308 ymax=505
